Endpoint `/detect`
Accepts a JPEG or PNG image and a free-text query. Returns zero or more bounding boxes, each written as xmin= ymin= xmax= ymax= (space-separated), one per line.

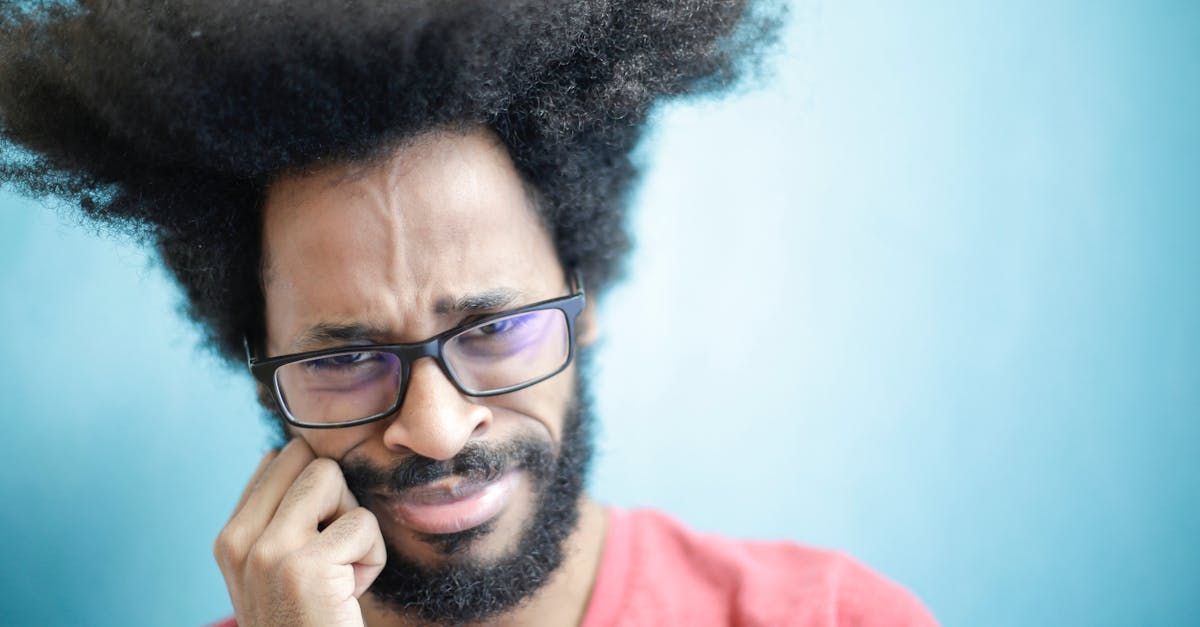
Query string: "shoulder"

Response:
xmin=616 ymin=508 xmax=938 ymax=627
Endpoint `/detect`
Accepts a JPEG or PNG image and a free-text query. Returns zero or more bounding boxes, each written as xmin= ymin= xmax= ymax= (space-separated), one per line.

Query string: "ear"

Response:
xmin=576 ymin=298 xmax=600 ymax=347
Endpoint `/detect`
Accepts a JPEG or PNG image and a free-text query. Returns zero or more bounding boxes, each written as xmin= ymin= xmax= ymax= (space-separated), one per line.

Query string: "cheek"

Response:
xmin=293 ymin=425 xmax=377 ymax=460
xmin=484 ymin=363 xmax=576 ymax=443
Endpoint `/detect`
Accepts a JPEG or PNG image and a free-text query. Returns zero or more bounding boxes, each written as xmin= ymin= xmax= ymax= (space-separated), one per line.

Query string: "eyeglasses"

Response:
xmin=245 ymin=273 xmax=585 ymax=429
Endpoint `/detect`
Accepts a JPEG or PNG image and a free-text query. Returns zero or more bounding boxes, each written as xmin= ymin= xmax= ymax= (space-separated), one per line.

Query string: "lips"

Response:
xmin=377 ymin=470 xmax=522 ymax=535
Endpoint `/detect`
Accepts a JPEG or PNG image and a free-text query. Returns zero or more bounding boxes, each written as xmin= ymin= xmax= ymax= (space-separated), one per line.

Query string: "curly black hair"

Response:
xmin=0 ymin=0 xmax=782 ymax=366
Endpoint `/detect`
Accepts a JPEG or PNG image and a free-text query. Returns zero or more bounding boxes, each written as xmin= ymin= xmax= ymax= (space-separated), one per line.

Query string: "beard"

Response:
xmin=338 ymin=358 xmax=595 ymax=625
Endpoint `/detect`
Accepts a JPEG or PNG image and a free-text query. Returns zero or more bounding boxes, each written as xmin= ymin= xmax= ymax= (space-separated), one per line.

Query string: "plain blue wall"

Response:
xmin=1 ymin=2 xmax=1197 ymax=625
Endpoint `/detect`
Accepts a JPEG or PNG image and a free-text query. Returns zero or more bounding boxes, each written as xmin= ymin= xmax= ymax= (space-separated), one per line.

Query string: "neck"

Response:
xmin=360 ymin=496 xmax=609 ymax=627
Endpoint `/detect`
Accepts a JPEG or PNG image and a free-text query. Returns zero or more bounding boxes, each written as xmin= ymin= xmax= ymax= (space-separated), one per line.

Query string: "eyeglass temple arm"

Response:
xmin=244 ymin=335 xmax=256 ymax=368
xmin=571 ymin=268 xmax=585 ymax=296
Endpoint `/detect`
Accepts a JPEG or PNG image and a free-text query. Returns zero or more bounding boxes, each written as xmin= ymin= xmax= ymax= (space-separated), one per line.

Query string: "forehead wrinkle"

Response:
xmin=263 ymin=178 xmax=408 ymax=346
xmin=261 ymin=128 xmax=565 ymax=354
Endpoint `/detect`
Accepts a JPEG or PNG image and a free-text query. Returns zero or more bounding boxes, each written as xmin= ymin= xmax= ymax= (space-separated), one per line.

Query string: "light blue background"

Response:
xmin=1 ymin=1 xmax=1197 ymax=625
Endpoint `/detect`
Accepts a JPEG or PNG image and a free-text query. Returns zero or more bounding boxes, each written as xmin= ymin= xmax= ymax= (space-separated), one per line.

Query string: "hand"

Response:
xmin=214 ymin=438 xmax=387 ymax=626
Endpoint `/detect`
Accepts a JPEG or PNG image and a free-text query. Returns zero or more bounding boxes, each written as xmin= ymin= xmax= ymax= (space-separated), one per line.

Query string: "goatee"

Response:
xmin=339 ymin=358 xmax=595 ymax=624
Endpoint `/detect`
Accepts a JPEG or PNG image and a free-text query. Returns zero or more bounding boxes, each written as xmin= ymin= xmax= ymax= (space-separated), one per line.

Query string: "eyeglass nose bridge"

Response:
xmin=385 ymin=335 xmax=465 ymax=401
xmin=352 ymin=337 xmax=457 ymax=433
xmin=394 ymin=336 xmax=443 ymax=361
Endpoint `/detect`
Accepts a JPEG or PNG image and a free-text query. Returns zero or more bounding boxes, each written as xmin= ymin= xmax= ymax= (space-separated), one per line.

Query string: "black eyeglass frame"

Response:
xmin=245 ymin=272 xmax=585 ymax=429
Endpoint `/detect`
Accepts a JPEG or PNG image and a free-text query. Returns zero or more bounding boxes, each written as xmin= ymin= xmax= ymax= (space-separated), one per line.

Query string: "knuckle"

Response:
xmin=247 ymin=540 xmax=280 ymax=572
xmin=213 ymin=527 xmax=248 ymax=564
xmin=350 ymin=507 xmax=379 ymax=532
xmin=305 ymin=457 xmax=341 ymax=483
xmin=325 ymin=508 xmax=374 ymax=544
xmin=350 ymin=507 xmax=381 ymax=539
xmin=290 ymin=458 xmax=340 ymax=500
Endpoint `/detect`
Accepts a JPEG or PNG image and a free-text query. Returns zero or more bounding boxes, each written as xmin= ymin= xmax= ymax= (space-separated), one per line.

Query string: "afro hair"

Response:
xmin=0 ymin=0 xmax=783 ymax=365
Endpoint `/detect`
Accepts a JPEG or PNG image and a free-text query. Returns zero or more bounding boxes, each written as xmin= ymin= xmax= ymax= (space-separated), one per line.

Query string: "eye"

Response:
xmin=476 ymin=319 xmax=516 ymax=335
xmin=463 ymin=313 xmax=540 ymax=341
xmin=306 ymin=351 xmax=378 ymax=370
xmin=451 ymin=311 xmax=547 ymax=354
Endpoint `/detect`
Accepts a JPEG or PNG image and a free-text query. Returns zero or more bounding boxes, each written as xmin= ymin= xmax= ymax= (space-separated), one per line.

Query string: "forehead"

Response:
xmin=260 ymin=129 xmax=563 ymax=352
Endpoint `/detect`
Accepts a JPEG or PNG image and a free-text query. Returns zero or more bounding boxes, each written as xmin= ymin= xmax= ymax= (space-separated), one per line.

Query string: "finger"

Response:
xmin=227 ymin=437 xmax=317 ymax=542
xmin=306 ymin=507 xmax=387 ymax=598
xmin=228 ymin=448 xmax=280 ymax=521
xmin=261 ymin=457 xmax=360 ymax=545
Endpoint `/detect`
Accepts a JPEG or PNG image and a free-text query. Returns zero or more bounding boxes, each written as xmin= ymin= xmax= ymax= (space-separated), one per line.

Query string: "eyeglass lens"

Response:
xmin=273 ymin=308 xmax=570 ymax=425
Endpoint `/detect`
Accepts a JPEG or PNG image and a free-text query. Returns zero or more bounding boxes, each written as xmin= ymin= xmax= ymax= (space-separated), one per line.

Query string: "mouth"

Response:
xmin=376 ymin=469 xmax=523 ymax=536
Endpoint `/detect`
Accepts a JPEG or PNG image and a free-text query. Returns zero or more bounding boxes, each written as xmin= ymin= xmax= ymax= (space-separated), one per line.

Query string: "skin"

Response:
xmin=213 ymin=128 xmax=606 ymax=626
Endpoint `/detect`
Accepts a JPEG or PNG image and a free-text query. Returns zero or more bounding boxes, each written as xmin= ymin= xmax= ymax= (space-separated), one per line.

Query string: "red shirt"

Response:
xmin=582 ymin=508 xmax=936 ymax=626
xmin=213 ymin=507 xmax=937 ymax=626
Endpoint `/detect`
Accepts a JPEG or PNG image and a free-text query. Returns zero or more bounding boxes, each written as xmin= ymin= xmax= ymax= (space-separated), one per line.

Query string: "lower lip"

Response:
xmin=383 ymin=471 xmax=522 ymax=535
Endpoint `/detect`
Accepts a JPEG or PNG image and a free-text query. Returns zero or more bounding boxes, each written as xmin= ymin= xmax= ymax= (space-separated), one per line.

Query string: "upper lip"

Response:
xmin=376 ymin=472 xmax=506 ymax=506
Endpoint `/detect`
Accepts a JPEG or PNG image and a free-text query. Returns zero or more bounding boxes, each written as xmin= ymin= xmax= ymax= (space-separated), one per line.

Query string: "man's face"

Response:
xmin=258 ymin=128 xmax=592 ymax=619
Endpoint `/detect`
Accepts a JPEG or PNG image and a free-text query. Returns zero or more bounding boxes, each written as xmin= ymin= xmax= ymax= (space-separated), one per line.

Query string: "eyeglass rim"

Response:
xmin=243 ymin=271 xmax=585 ymax=429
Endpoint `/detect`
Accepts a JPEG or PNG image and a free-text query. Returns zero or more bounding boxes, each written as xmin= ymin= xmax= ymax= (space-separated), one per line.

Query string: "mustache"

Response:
xmin=340 ymin=436 xmax=555 ymax=503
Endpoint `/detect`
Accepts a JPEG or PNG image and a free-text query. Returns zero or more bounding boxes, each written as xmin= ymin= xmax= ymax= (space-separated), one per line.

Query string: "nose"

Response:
xmin=381 ymin=358 xmax=493 ymax=460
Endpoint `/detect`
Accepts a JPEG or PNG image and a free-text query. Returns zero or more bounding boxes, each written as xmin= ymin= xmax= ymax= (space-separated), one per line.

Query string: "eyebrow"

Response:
xmin=289 ymin=288 xmax=525 ymax=351
xmin=291 ymin=322 xmax=391 ymax=352
xmin=433 ymin=287 xmax=523 ymax=315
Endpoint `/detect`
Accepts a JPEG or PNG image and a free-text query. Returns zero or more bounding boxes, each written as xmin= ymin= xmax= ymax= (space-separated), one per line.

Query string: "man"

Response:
xmin=0 ymin=1 xmax=936 ymax=625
